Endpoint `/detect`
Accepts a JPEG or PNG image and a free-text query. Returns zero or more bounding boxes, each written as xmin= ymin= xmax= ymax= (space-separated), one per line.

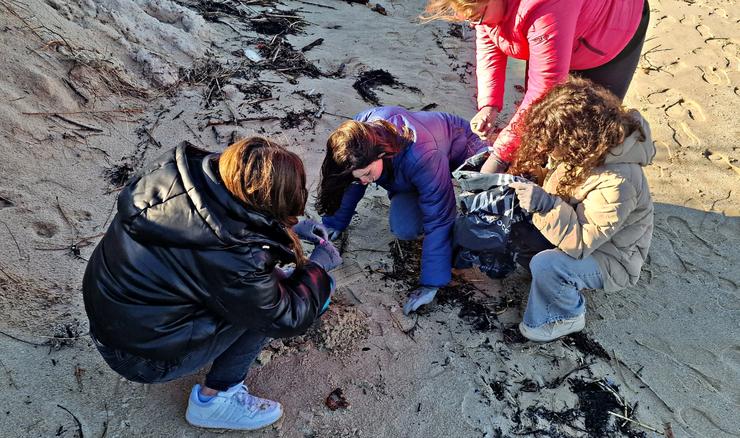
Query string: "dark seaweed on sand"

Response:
xmin=352 ymin=69 xmax=421 ymax=105
xmin=104 ymin=162 xmax=135 ymax=187
xmin=564 ymin=331 xmax=612 ymax=361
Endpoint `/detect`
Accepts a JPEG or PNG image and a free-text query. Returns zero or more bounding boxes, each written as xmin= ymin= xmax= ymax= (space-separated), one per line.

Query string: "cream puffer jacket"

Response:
xmin=532 ymin=112 xmax=655 ymax=291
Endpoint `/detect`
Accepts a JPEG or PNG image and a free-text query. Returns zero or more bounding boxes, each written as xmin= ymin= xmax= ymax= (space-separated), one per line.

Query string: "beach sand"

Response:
xmin=0 ymin=0 xmax=738 ymax=436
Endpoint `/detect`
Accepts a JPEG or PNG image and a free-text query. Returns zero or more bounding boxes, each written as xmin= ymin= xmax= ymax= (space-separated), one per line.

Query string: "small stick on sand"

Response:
xmin=22 ymin=108 xmax=143 ymax=116
xmin=206 ymin=116 xmax=280 ymax=126
xmin=0 ymin=221 xmax=23 ymax=260
xmin=608 ymin=411 xmax=664 ymax=435
xmin=57 ymin=404 xmax=84 ymax=438
xmin=0 ymin=329 xmax=46 ymax=347
xmin=54 ymin=115 xmax=103 ymax=132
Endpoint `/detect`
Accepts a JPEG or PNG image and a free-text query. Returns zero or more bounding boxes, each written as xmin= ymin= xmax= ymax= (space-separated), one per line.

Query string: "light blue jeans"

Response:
xmin=523 ymin=249 xmax=604 ymax=328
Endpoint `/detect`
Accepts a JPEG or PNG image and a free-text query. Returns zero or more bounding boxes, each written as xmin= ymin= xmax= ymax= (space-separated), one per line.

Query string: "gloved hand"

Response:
xmin=274 ymin=266 xmax=294 ymax=280
xmin=479 ymin=153 xmax=509 ymax=174
xmin=403 ymin=286 xmax=439 ymax=315
xmin=509 ymin=181 xmax=557 ymax=213
xmin=309 ymin=240 xmax=343 ymax=271
xmin=293 ymin=219 xmax=330 ymax=244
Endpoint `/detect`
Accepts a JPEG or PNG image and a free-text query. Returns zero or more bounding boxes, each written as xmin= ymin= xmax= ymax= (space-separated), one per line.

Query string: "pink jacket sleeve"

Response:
xmin=475 ymin=25 xmax=508 ymax=111
xmin=492 ymin=6 xmax=579 ymax=162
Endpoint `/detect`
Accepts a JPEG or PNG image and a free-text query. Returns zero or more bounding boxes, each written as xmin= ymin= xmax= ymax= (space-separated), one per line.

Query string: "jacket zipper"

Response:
xmin=578 ymin=37 xmax=606 ymax=56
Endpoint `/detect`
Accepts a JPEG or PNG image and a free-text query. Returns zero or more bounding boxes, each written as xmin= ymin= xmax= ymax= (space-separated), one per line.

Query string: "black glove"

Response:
xmin=309 ymin=240 xmax=343 ymax=271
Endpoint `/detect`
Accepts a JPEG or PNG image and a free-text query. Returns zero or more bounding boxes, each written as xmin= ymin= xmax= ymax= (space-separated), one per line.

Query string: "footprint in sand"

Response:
xmin=704 ymin=150 xmax=740 ymax=176
xmin=32 ymin=221 xmax=59 ymax=238
xmin=636 ymin=334 xmax=740 ymax=410
xmin=720 ymin=346 xmax=740 ymax=405
xmin=720 ymin=345 xmax=740 ymax=374
xmin=679 ymin=407 xmax=739 ymax=438
xmin=694 ymin=23 xmax=713 ymax=38
xmin=665 ymin=215 xmax=718 ymax=257
xmin=662 ymin=94 xmax=707 ymax=122
xmin=697 ymin=65 xmax=732 ymax=86
xmin=715 ymin=277 xmax=740 ymax=312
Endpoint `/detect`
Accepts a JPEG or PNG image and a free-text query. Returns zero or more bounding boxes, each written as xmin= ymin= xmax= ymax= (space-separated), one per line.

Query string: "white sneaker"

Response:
xmin=518 ymin=313 xmax=586 ymax=342
xmin=185 ymin=384 xmax=283 ymax=431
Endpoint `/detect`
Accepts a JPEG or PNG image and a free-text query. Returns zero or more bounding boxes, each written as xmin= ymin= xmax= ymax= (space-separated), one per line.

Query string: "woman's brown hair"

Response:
xmin=219 ymin=137 xmax=308 ymax=266
xmin=316 ymin=120 xmax=413 ymax=216
xmin=508 ymin=76 xmax=645 ymax=197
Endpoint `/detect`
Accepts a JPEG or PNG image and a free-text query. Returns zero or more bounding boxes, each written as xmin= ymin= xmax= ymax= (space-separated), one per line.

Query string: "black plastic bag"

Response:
xmin=452 ymin=151 xmax=530 ymax=279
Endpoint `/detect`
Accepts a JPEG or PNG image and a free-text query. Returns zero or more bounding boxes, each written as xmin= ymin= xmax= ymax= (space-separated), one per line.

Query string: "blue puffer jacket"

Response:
xmin=322 ymin=106 xmax=487 ymax=287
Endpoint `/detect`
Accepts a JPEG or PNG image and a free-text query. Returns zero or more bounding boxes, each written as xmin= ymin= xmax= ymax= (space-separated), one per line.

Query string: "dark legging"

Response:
xmin=572 ymin=0 xmax=650 ymax=100
xmin=93 ymin=326 xmax=268 ymax=391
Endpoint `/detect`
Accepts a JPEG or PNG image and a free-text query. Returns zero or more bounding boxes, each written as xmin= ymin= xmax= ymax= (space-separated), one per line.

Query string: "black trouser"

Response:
xmin=93 ymin=327 xmax=268 ymax=391
xmin=510 ymin=220 xmax=555 ymax=270
xmin=572 ymin=0 xmax=650 ymax=100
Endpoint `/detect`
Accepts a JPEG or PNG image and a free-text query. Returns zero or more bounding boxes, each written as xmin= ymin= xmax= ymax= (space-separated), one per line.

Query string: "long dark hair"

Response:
xmin=316 ymin=120 xmax=413 ymax=215
xmin=508 ymin=76 xmax=645 ymax=197
xmin=219 ymin=137 xmax=308 ymax=266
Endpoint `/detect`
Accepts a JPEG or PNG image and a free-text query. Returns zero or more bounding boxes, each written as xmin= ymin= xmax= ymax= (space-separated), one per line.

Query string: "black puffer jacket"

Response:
xmin=83 ymin=143 xmax=332 ymax=361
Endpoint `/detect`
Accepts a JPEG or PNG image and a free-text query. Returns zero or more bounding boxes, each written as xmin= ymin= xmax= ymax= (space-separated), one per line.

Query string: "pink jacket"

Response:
xmin=476 ymin=0 xmax=643 ymax=161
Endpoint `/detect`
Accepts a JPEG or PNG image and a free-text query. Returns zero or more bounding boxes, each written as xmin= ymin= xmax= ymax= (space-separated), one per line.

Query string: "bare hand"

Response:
xmin=470 ymin=106 xmax=499 ymax=140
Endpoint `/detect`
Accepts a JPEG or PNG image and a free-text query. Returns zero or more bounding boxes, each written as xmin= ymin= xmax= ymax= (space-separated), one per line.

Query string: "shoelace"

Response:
xmin=233 ymin=385 xmax=269 ymax=413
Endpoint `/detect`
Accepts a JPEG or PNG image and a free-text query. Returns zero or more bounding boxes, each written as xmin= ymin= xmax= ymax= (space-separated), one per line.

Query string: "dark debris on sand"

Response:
xmin=104 ymin=162 xmax=135 ymax=187
xmin=563 ymin=331 xmax=612 ymax=361
xmin=256 ymin=37 xmax=323 ymax=79
xmin=173 ymin=0 xmax=276 ymax=21
xmin=352 ymin=69 xmax=421 ymax=105
xmin=386 ymin=240 xmax=648 ymax=438
xmin=179 ymin=58 xmax=259 ymax=106
xmin=448 ymin=23 xmax=465 ymax=39
xmin=249 ymin=9 xmax=306 ymax=35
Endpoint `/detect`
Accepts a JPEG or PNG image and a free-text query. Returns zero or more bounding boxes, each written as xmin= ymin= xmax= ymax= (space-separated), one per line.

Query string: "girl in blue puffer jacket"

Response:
xmin=316 ymin=106 xmax=487 ymax=314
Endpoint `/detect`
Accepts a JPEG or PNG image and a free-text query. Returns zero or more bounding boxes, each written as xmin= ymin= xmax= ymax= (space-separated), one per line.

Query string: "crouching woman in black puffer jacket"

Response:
xmin=82 ymin=137 xmax=342 ymax=431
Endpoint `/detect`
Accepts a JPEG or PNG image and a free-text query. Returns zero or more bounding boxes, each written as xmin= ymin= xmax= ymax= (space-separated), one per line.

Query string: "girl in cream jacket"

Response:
xmin=507 ymin=76 xmax=654 ymax=342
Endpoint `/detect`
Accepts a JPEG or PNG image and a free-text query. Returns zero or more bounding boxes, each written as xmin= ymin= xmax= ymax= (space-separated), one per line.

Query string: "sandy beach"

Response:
xmin=0 ymin=0 xmax=738 ymax=436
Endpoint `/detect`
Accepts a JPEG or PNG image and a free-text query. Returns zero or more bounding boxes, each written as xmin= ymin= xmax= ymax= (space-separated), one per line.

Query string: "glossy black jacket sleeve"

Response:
xmin=207 ymin=247 xmax=333 ymax=338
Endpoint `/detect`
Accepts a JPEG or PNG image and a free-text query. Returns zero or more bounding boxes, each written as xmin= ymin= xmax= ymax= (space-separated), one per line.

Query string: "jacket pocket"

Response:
xmin=578 ymin=37 xmax=606 ymax=56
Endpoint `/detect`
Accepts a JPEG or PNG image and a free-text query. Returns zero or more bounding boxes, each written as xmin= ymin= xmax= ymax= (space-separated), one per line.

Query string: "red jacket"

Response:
xmin=476 ymin=0 xmax=643 ymax=161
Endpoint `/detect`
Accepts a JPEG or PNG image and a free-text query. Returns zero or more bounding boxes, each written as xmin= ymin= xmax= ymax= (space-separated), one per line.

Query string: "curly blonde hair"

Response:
xmin=508 ymin=76 xmax=645 ymax=197
xmin=421 ymin=0 xmax=487 ymax=22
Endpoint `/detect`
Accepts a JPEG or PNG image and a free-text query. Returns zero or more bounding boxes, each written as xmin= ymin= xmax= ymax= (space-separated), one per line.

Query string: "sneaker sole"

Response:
xmin=185 ymin=409 xmax=283 ymax=431
xmin=519 ymin=320 xmax=585 ymax=343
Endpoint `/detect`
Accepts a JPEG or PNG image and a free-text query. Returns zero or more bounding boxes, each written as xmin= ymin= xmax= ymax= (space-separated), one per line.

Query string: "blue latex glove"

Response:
xmin=509 ymin=182 xmax=557 ymax=213
xmin=293 ymin=219 xmax=330 ymax=244
xmin=309 ymin=240 xmax=343 ymax=271
xmin=403 ymin=286 xmax=439 ymax=315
